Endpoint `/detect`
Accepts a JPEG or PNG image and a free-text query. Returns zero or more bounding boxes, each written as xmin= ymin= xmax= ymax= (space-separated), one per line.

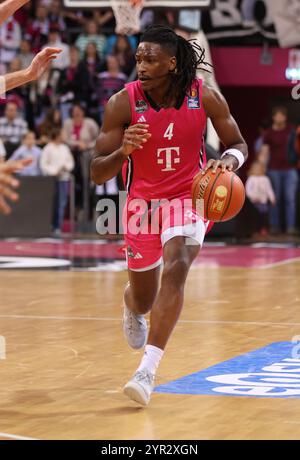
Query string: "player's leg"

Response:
xmin=124 ymin=265 xmax=161 ymax=315
xmin=124 ymin=237 xmax=200 ymax=405
xmin=123 ymin=202 xmax=206 ymax=405
xmin=147 ymin=236 xmax=199 ymax=349
xmin=123 ymin=265 xmax=161 ymax=350
xmin=122 ymin=228 xmax=162 ymax=349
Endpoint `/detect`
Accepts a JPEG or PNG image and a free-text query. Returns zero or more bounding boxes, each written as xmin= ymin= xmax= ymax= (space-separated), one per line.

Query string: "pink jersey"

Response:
xmin=122 ymin=78 xmax=207 ymax=201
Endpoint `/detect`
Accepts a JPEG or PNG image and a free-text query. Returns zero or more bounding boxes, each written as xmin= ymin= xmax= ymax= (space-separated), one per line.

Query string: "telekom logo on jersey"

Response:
xmin=157 ymin=147 xmax=180 ymax=172
xmin=157 ymin=123 xmax=180 ymax=172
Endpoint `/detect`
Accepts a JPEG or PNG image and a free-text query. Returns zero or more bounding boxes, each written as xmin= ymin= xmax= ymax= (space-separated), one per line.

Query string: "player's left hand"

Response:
xmin=27 ymin=47 xmax=62 ymax=80
xmin=201 ymin=156 xmax=238 ymax=175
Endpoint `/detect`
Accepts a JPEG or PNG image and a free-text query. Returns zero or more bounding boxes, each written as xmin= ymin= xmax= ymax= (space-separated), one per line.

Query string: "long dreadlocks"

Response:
xmin=140 ymin=25 xmax=211 ymax=103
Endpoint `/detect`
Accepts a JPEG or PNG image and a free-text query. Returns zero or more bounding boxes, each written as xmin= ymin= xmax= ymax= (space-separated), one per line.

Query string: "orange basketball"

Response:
xmin=191 ymin=168 xmax=245 ymax=222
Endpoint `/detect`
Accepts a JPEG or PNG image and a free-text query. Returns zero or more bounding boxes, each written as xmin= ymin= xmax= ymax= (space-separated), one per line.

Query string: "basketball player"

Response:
xmin=0 ymin=0 xmax=61 ymax=214
xmin=91 ymin=25 xmax=248 ymax=406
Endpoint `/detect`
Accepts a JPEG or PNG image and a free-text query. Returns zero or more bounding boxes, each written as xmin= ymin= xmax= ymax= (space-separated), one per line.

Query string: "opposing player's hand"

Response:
xmin=0 ymin=158 xmax=33 ymax=214
xmin=27 ymin=47 xmax=62 ymax=81
xmin=121 ymin=124 xmax=151 ymax=157
xmin=201 ymin=156 xmax=238 ymax=175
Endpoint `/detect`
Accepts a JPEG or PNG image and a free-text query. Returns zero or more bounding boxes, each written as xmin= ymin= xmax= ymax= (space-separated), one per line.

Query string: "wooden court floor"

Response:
xmin=1 ymin=262 xmax=300 ymax=440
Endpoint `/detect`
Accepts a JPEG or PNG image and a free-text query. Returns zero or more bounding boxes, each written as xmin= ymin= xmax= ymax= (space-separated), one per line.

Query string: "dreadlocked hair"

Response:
xmin=140 ymin=25 xmax=212 ymax=102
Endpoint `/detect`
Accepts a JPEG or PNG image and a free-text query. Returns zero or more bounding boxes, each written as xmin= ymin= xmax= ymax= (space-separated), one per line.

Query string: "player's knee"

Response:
xmin=162 ymin=256 xmax=190 ymax=287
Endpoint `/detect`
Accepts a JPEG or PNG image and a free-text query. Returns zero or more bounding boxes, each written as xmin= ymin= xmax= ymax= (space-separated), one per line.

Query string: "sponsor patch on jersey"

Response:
xmin=135 ymin=100 xmax=148 ymax=113
xmin=187 ymin=89 xmax=200 ymax=109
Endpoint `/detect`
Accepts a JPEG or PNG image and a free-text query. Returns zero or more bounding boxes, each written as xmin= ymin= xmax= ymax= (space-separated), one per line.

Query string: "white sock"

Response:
xmin=137 ymin=344 xmax=164 ymax=375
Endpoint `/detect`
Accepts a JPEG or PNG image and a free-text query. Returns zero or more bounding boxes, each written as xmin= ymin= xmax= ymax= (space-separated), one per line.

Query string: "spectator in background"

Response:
xmin=57 ymin=46 xmax=89 ymax=121
xmin=63 ymin=103 xmax=99 ymax=211
xmin=63 ymin=104 xmax=99 ymax=151
xmin=30 ymin=65 xmax=60 ymax=126
xmin=98 ymin=55 xmax=127 ymax=123
xmin=295 ymin=125 xmax=300 ymax=160
xmin=75 ymin=20 xmax=106 ymax=60
xmin=10 ymin=131 xmax=42 ymax=176
xmin=47 ymin=0 xmax=66 ymax=33
xmin=40 ymin=127 xmax=74 ymax=233
xmin=0 ymin=16 xmax=22 ymax=72
xmin=19 ymin=38 xmax=34 ymax=69
xmin=0 ymin=139 xmax=6 ymax=162
xmin=105 ymin=34 xmax=137 ymax=56
xmin=92 ymin=9 xmax=115 ymax=29
xmin=254 ymin=119 xmax=269 ymax=155
xmin=259 ymin=106 xmax=298 ymax=235
xmin=25 ymin=3 xmax=50 ymax=53
xmin=44 ymin=25 xmax=70 ymax=71
xmin=78 ymin=42 xmax=103 ymax=121
xmin=0 ymin=102 xmax=28 ymax=157
xmin=62 ymin=6 xmax=86 ymax=43
xmin=13 ymin=0 xmax=33 ymax=29
xmin=7 ymin=57 xmax=26 ymax=111
xmin=245 ymin=161 xmax=276 ymax=236
xmin=37 ymin=107 xmax=62 ymax=147
xmin=113 ymin=35 xmax=136 ymax=77
xmin=287 ymin=124 xmax=300 ymax=170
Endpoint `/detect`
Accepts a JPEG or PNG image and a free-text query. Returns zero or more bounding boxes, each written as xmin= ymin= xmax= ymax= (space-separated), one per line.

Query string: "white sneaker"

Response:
xmin=123 ymin=305 xmax=148 ymax=349
xmin=123 ymin=369 xmax=155 ymax=406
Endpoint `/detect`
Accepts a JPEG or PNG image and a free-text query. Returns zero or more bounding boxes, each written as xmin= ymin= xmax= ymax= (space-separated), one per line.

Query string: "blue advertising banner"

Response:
xmin=155 ymin=342 xmax=300 ymax=398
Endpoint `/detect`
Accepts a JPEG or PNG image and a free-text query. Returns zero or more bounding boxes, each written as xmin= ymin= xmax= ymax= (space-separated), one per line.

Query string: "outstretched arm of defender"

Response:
xmin=0 ymin=0 xmax=29 ymax=25
xmin=202 ymin=86 xmax=248 ymax=173
xmin=0 ymin=48 xmax=62 ymax=95
xmin=90 ymin=92 xmax=151 ymax=185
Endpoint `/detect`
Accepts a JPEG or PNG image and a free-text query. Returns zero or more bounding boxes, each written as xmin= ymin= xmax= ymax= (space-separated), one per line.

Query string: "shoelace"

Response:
xmin=127 ymin=310 xmax=144 ymax=334
xmin=134 ymin=371 xmax=154 ymax=386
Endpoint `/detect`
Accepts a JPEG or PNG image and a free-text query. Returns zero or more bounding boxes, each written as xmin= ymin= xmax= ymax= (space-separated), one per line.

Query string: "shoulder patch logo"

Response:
xmin=135 ymin=100 xmax=148 ymax=113
xmin=187 ymin=89 xmax=200 ymax=109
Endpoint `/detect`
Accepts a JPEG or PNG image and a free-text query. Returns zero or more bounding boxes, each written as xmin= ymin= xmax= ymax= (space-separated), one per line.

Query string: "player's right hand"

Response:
xmin=121 ymin=124 xmax=151 ymax=157
xmin=28 ymin=47 xmax=62 ymax=80
xmin=0 ymin=158 xmax=33 ymax=214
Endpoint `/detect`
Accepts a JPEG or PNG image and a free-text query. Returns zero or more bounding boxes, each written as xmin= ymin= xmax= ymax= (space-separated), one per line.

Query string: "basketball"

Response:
xmin=191 ymin=168 xmax=245 ymax=222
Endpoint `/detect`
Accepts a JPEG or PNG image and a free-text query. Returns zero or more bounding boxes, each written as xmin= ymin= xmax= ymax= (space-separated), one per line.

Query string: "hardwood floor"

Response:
xmin=1 ymin=262 xmax=300 ymax=439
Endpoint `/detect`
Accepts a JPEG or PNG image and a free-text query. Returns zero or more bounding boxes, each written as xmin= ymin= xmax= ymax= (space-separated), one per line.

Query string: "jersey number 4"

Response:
xmin=164 ymin=123 xmax=174 ymax=141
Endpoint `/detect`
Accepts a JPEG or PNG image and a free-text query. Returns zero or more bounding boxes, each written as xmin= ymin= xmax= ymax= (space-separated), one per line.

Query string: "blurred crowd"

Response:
xmin=1 ymin=0 xmax=300 ymax=238
xmin=246 ymin=107 xmax=300 ymax=238
xmin=0 ymin=0 xmax=139 ymax=232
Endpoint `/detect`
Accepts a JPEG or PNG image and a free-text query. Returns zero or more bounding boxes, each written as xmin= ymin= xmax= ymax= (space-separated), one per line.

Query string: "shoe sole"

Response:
xmin=123 ymin=382 xmax=150 ymax=406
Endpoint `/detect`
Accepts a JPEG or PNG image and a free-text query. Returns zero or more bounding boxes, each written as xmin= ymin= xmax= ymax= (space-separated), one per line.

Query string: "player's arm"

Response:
xmin=0 ymin=48 xmax=62 ymax=95
xmin=90 ymin=90 xmax=151 ymax=185
xmin=202 ymin=85 xmax=248 ymax=173
xmin=0 ymin=0 xmax=29 ymax=25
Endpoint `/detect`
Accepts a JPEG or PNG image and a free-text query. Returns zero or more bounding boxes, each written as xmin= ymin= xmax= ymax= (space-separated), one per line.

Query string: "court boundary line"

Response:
xmin=0 ymin=432 xmax=38 ymax=440
xmin=0 ymin=314 xmax=299 ymax=327
xmin=258 ymin=257 xmax=300 ymax=269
